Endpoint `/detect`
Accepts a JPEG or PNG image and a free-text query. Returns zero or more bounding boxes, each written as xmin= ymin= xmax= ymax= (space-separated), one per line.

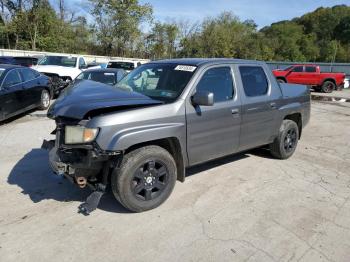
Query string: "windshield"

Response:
xmin=283 ymin=66 xmax=294 ymax=71
xmin=77 ymin=71 xmax=117 ymax=85
xmin=115 ymin=64 xmax=196 ymax=103
xmin=108 ymin=62 xmax=134 ymax=71
xmin=38 ymin=56 xmax=77 ymax=68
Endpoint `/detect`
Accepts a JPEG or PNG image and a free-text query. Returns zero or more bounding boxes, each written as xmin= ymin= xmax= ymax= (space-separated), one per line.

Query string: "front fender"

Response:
xmin=97 ymin=123 xmax=186 ymax=151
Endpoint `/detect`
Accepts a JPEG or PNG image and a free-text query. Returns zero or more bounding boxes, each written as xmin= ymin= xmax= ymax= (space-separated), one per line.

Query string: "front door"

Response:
xmin=186 ymin=66 xmax=241 ymax=165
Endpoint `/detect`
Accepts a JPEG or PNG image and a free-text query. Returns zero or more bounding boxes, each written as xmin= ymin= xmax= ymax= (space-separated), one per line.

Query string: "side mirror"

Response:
xmin=192 ymin=91 xmax=214 ymax=106
xmin=79 ymin=64 xmax=87 ymax=69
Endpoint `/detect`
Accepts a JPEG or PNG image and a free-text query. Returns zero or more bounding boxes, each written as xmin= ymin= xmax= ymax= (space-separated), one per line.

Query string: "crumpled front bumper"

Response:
xmin=42 ymin=139 xmax=74 ymax=177
xmin=42 ymin=138 xmax=119 ymax=183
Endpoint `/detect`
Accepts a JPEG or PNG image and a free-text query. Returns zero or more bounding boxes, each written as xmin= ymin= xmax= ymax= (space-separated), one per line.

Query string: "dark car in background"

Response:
xmin=0 ymin=64 xmax=52 ymax=122
xmin=0 ymin=56 xmax=38 ymax=67
xmin=75 ymin=68 xmax=126 ymax=86
xmin=107 ymin=60 xmax=142 ymax=73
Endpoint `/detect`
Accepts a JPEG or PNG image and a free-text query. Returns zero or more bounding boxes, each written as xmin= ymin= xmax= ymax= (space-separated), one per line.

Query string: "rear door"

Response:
xmin=237 ymin=65 xmax=281 ymax=151
xmin=304 ymin=66 xmax=319 ymax=85
xmin=186 ymin=65 xmax=241 ymax=165
xmin=19 ymin=68 xmax=42 ymax=106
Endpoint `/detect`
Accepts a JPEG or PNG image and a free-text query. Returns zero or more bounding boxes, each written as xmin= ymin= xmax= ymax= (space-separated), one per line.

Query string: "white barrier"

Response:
xmin=0 ymin=48 xmax=150 ymax=64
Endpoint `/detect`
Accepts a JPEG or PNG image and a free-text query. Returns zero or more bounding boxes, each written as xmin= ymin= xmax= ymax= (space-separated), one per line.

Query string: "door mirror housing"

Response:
xmin=192 ymin=91 xmax=214 ymax=106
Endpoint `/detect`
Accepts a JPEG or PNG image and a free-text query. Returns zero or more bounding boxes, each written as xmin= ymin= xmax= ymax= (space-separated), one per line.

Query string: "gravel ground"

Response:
xmin=1 ymin=101 xmax=350 ymax=262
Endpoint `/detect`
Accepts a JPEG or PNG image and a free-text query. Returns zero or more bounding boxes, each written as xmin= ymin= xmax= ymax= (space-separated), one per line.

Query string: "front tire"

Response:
xmin=39 ymin=89 xmax=51 ymax=110
xmin=111 ymin=146 xmax=177 ymax=212
xmin=269 ymin=120 xmax=299 ymax=159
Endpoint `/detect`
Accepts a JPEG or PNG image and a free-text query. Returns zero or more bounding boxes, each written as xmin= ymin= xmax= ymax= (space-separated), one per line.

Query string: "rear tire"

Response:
xmin=269 ymin=120 xmax=299 ymax=160
xmin=111 ymin=146 xmax=177 ymax=212
xmin=321 ymin=81 xmax=335 ymax=93
xmin=39 ymin=89 xmax=51 ymax=110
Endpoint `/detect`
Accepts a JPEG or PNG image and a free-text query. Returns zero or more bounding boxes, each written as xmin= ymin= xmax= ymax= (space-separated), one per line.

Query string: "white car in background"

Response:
xmin=33 ymin=55 xmax=88 ymax=96
xmin=107 ymin=59 xmax=147 ymax=73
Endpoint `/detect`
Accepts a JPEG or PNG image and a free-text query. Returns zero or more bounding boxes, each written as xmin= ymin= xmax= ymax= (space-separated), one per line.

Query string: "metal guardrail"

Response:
xmin=0 ymin=48 xmax=150 ymax=64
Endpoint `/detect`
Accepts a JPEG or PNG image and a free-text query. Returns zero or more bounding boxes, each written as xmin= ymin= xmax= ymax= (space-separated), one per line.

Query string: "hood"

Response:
xmin=47 ymin=80 xmax=163 ymax=120
xmin=33 ymin=65 xmax=80 ymax=78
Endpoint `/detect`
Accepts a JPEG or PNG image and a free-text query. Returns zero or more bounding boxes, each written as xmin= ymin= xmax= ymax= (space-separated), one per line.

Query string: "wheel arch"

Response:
xmin=276 ymin=77 xmax=287 ymax=83
xmin=284 ymin=113 xmax=302 ymax=139
xmin=322 ymin=78 xmax=336 ymax=86
xmin=43 ymin=86 xmax=53 ymax=99
xmin=124 ymin=137 xmax=186 ymax=182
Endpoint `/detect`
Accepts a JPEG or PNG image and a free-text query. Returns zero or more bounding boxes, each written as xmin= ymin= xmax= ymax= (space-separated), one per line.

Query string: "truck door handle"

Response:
xmin=247 ymin=107 xmax=260 ymax=112
xmin=231 ymin=109 xmax=239 ymax=115
xmin=270 ymin=103 xmax=277 ymax=109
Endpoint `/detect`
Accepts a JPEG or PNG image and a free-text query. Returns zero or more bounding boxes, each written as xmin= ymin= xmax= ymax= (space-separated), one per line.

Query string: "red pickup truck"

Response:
xmin=273 ymin=64 xmax=346 ymax=93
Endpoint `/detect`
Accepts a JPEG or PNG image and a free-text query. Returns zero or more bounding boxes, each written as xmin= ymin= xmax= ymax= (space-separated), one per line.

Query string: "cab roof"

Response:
xmin=149 ymin=58 xmax=265 ymax=67
xmin=0 ymin=64 xmax=23 ymax=69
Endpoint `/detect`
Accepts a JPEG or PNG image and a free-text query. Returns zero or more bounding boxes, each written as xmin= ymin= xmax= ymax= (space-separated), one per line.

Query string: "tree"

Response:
xmin=89 ymin=0 xmax=152 ymax=56
xmin=178 ymin=12 xmax=262 ymax=59
xmin=147 ymin=22 xmax=179 ymax=59
xmin=334 ymin=16 xmax=350 ymax=44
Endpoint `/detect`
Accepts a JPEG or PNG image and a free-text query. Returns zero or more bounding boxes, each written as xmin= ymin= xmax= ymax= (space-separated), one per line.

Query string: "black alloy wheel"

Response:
xmin=283 ymin=128 xmax=297 ymax=153
xmin=131 ymin=160 xmax=169 ymax=201
xmin=111 ymin=145 xmax=177 ymax=212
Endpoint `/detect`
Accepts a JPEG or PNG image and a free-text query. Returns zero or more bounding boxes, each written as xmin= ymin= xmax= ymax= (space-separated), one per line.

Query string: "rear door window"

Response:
xmin=20 ymin=68 xmax=38 ymax=82
xmin=3 ymin=69 xmax=22 ymax=87
xmin=305 ymin=66 xmax=316 ymax=73
xmin=239 ymin=66 xmax=269 ymax=97
xmin=79 ymin=58 xmax=86 ymax=68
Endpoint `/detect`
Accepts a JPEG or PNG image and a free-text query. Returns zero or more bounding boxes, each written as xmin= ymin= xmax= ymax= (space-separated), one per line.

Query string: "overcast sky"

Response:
xmin=59 ymin=0 xmax=349 ymax=29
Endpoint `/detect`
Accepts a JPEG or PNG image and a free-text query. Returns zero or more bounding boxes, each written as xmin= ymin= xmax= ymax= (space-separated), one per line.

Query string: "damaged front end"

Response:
xmin=43 ymin=73 xmax=72 ymax=95
xmin=44 ymin=117 xmax=121 ymax=189
xmin=42 ymin=80 xmax=164 ymax=214
xmin=42 ymin=117 xmax=121 ymax=215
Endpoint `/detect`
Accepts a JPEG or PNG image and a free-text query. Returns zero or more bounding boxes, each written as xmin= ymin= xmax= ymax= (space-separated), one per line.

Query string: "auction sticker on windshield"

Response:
xmin=174 ymin=65 xmax=197 ymax=72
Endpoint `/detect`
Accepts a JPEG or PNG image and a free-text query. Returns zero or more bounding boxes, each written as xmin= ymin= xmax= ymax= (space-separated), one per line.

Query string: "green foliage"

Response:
xmin=0 ymin=0 xmax=91 ymax=52
xmin=89 ymin=0 xmax=152 ymax=56
xmin=146 ymin=22 xmax=179 ymax=59
xmin=0 ymin=2 xmax=349 ymax=62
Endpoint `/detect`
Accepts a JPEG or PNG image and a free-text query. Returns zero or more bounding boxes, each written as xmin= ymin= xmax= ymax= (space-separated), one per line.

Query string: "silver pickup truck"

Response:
xmin=45 ymin=58 xmax=310 ymax=214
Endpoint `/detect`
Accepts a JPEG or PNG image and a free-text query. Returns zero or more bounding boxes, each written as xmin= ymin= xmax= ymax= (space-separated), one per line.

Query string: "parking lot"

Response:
xmin=0 ymin=99 xmax=350 ymax=262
